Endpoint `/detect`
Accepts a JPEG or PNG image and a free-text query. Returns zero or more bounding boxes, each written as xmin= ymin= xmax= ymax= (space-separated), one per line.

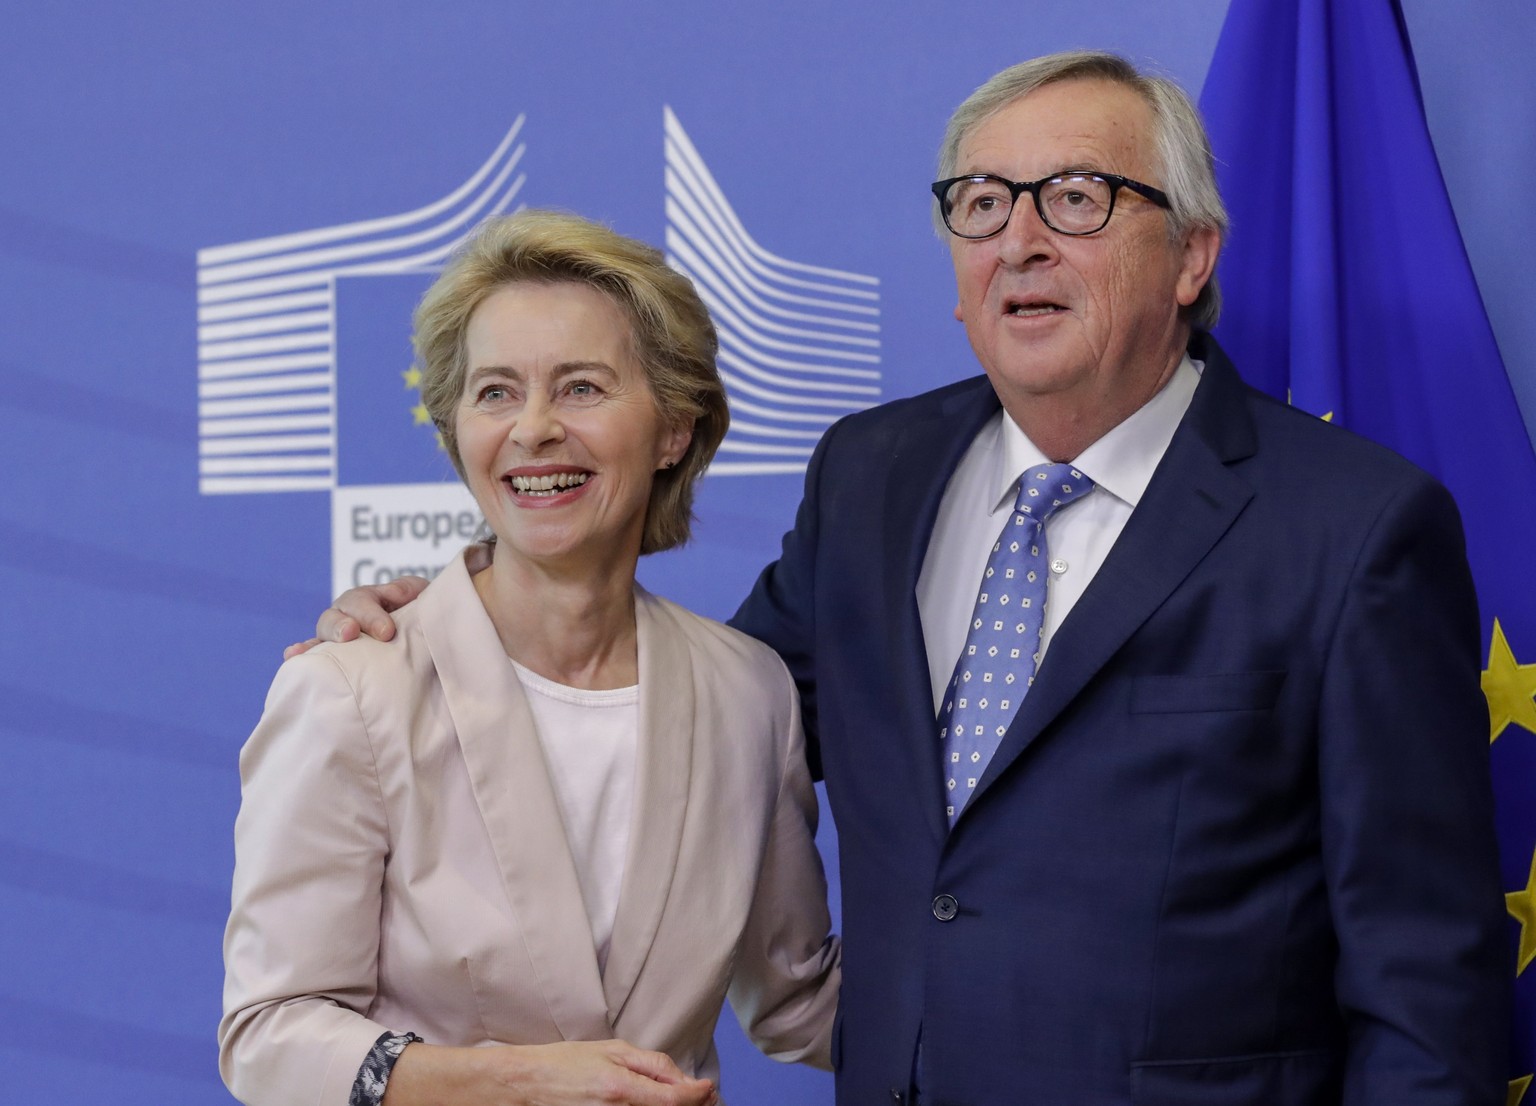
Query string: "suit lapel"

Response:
xmin=880 ymin=379 xmax=1005 ymax=845
xmin=601 ymin=589 xmax=693 ymax=1024
xmin=418 ymin=555 xmax=614 ymax=1041
xmin=968 ymin=342 xmax=1259 ymax=811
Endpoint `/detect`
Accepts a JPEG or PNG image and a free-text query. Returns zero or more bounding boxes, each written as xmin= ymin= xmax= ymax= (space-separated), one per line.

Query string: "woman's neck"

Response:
xmin=471 ymin=546 xmax=640 ymax=690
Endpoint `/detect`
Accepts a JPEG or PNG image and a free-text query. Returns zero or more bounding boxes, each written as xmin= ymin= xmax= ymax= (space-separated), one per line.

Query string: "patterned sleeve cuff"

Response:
xmin=348 ymin=1030 xmax=423 ymax=1106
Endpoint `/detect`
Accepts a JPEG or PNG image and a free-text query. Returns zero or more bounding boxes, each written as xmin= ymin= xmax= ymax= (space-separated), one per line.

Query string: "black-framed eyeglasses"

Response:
xmin=931 ymin=172 xmax=1171 ymax=238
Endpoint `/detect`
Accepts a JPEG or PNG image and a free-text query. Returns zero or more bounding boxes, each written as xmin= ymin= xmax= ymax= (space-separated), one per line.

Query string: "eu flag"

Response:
xmin=1200 ymin=0 xmax=1536 ymax=1091
xmin=334 ymin=271 xmax=459 ymax=487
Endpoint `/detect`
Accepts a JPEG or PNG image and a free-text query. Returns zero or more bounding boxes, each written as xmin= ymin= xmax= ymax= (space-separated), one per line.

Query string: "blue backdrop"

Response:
xmin=4 ymin=2 xmax=1534 ymax=1103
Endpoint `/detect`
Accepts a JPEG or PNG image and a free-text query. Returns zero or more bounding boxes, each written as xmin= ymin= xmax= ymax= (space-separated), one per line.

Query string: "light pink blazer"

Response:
xmin=219 ymin=552 xmax=838 ymax=1105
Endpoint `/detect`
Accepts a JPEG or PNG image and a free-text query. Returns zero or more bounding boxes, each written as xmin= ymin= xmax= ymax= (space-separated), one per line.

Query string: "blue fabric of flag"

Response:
xmin=1200 ymin=0 xmax=1536 ymax=1081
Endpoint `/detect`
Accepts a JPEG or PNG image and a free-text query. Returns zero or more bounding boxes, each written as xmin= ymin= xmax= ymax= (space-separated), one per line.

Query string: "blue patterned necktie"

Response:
xmin=938 ymin=462 xmax=1095 ymax=823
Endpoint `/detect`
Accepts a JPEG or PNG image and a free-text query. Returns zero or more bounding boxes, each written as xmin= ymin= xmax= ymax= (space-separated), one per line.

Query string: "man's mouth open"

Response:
xmin=1006 ymin=299 xmax=1067 ymax=317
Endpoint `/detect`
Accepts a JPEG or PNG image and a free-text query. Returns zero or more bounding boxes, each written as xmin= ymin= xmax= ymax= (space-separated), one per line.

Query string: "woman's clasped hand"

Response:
xmin=380 ymin=1039 xmax=720 ymax=1106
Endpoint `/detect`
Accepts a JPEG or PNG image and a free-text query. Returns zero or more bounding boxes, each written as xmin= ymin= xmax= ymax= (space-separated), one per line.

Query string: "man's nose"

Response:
xmin=996 ymin=197 xmax=1058 ymax=266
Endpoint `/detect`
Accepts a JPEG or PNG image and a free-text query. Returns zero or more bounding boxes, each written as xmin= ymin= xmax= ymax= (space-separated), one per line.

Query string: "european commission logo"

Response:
xmin=663 ymin=107 xmax=882 ymax=473
xmin=195 ymin=111 xmax=881 ymax=593
xmin=195 ymin=116 xmax=530 ymax=495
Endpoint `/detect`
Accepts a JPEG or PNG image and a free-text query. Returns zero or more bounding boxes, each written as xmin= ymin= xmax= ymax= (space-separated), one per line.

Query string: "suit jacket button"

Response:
xmin=932 ymin=893 xmax=959 ymax=921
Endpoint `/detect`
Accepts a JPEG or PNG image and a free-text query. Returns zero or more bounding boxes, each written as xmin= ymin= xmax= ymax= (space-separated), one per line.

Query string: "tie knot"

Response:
xmin=1011 ymin=462 xmax=1094 ymax=521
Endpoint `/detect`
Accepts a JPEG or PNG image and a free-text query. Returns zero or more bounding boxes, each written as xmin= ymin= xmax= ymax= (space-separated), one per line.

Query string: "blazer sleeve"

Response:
xmin=730 ymin=414 xmax=846 ymax=780
xmin=219 ymin=650 xmax=397 ymax=1106
xmin=726 ymin=658 xmax=841 ymax=1069
xmin=1318 ymin=474 xmax=1510 ymax=1106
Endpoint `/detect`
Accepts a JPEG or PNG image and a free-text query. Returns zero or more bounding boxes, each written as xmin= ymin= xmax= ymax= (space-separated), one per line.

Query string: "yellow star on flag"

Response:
xmin=1506 ymin=848 xmax=1536 ymax=976
xmin=411 ymin=404 xmax=431 ymax=427
xmin=1510 ymin=1074 xmax=1532 ymax=1106
xmin=402 ymin=366 xmax=423 ymax=390
xmin=1484 ymin=618 xmax=1536 ymax=743
xmin=1285 ymin=389 xmax=1334 ymax=422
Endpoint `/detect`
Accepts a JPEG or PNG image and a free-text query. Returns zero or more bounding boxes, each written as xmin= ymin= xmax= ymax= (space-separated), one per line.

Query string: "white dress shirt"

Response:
xmin=916 ymin=356 xmax=1203 ymax=712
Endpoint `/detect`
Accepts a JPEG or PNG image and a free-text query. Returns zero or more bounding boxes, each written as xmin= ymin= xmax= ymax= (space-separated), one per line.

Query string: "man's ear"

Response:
xmin=1175 ymin=225 xmax=1221 ymax=308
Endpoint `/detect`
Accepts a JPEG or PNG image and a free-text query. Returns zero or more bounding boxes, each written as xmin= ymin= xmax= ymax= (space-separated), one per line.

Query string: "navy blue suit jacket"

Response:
xmin=732 ymin=334 xmax=1508 ymax=1105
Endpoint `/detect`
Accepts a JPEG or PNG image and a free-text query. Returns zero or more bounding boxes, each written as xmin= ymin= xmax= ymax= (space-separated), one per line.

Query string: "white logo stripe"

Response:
xmin=198 ymin=353 xmax=331 ymax=381
xmin=199 ymin=394 xmax=332 ymax=418
xmin=201 ymin=455 xmax=336 ymax=475
xmin=201 ymin=476 xmax=334 ymax=495
xmin=702 ymin=464 xmax=809 ymax=476
xmin=197 ymin=290 xmax=333 ymax=323
xmin=199 ymin=414 xmax=334 ymax=437
xmin=197 ymin=273 xmax=332 ymax=306
xmin=197 ymin=309 xmax=333 ymax=344
xmin=199 ymin=434 xmax=333 ymax=456
xmin=715 ymin=440 xmax=817 ymax=457
xmin=199 ymin=371 xmax=332 ymax=399
xmin=725 ymin=419 xmax=825 ymax=441
xmin=198 ymin=332 xmax=330 ymax=363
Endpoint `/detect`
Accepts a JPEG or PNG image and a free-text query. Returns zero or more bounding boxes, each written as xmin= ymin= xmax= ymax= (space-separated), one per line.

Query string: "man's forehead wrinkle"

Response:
xmin=958 ymin=123 xmax=1144 ymax=180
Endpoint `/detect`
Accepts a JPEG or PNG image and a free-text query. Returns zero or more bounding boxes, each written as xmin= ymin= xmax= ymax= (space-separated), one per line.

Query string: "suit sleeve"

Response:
xmin=730 ymin=415 xmax=846 ymax=780
xmin=726 ymin=658 xmax=841 ymax=1069
xmin=219 ymin=651 xmax=396 ymax=1106
xmin=1319 ymin=475 xmax=1510 ymax=1106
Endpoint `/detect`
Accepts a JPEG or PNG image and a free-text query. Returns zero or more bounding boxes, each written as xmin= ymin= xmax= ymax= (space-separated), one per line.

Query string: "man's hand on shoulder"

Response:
xmin=283 ymin=576 xmax=431 ymax=659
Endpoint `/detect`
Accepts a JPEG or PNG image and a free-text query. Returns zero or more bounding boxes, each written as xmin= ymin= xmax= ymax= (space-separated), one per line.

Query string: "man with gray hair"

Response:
xmin=315 ymin=51 xmax=1509 ymax=1104
xmin=730 ymin=50 xmax=1507 ymax=1104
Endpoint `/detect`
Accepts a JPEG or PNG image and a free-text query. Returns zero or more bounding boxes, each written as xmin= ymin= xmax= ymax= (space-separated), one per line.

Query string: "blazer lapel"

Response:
xmin=880 ymin=379 xmax=1005 ymax=845
xmin=601 ymin=589 xmax=694 ymax=1024
xmin=418 ymin=554 xmax=614 ymax=1041
xmin=968 ymin=343 xmax=1259 ymax=811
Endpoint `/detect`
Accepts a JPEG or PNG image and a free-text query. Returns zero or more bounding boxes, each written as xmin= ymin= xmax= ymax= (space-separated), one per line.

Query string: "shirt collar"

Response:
xmin=991 ymin=354 xmax=1203 ymax=512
